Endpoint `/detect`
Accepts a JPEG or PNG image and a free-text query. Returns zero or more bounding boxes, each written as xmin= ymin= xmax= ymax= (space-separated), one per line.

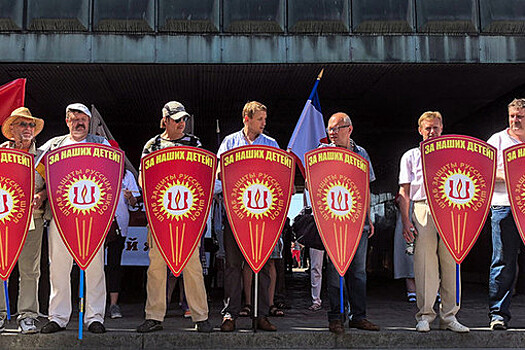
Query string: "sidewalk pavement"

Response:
xmin=2 ymin=271 xmax=525 ymax=349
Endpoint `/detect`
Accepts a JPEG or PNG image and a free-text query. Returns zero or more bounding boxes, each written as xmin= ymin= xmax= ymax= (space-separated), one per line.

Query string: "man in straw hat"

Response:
xmin=39 ymin=103 xmax=110 ymax=334
xmin=0 ymin=107 xmax=48 ymax=334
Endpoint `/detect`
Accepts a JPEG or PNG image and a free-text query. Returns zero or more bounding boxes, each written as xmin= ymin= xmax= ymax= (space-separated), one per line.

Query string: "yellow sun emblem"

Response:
xmin=237 ymin=179 xmax=276 ymax=219
xmin=438 ymin=168 xmax=480 ymax=210
xmin=62 ymin=175 xmax=105 ymax=215
xmin=158 ymin=180 xmax=197 ymax=221
xmin=0 ymin=183 xmax=18 ymax=224
xmin=322 ymin=181 xmax=357 ymax=221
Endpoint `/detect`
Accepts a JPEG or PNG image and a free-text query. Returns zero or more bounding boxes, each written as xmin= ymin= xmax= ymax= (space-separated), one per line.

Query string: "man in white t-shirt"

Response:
xmin=398 ymin=111 xmax=469 ymax=333
xmin=39 ymin=103 xmax=110 ymax=334
xmin=487 ymin=98 xmax=525 ymax=331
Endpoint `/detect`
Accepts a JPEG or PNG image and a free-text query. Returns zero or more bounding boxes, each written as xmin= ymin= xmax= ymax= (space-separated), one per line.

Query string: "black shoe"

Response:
xmin=40 ymin=321 xmax=65 ymax=334
xmin=137 ymin=319 xmax=163 ymax=333
xmin=88 ymin=321 xmax=106 ymax=334
xmin=196 ymin=319 xmax=213 ymax=333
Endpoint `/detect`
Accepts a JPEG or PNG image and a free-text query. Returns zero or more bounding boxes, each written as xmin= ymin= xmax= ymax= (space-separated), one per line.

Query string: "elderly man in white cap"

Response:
xmin=39 ymin=103 xmax=110 ymax=334
xmin=136 ymin=101 xmax=213 ymax=333
xmin=0 ymin=107 xmax=47 ymax=334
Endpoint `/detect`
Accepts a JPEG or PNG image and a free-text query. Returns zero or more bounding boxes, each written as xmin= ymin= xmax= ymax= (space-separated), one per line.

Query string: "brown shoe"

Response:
xmin=348 ymin=319 xmax=380 ymax=331
xmin=257 ymin=316 xmax=277 ymax=331
xmin=329 ymin=320 xmax=344 ymax=334
xmin=220 ymin=318 xmax=235 ymax=332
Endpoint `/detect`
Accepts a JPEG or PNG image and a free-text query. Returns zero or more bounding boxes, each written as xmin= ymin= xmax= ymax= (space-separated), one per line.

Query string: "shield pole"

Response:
xmin=253 ymin=272 xmax=258 ymax=332
xmin=456 ymin=264 xmax=460 ymax=306
xmin=78 ymin=269 xmax=85 ymax=340
xmin=3 ymin=280 xmax=10 ymax=320
xmin=340 ymin=276 xmax=344 ymax=319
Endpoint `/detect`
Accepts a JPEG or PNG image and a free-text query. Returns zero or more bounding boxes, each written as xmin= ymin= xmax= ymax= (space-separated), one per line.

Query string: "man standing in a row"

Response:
xmin=0 ymin=107 xmax=47 ymax=334
xmin=322 ymin=112 xmax=379 ymax=334
xmin=398 ymin=111 xmax=469 ymax=333
xmin=40 ymin=103 xmax=109 ymax=334
xmin=487 ymin=98 xmax=525 ymax=330
xmin=217 ymin=101 xmax=277 ymax=332
xmin=136 ymin=101 xmax=213 ymax=333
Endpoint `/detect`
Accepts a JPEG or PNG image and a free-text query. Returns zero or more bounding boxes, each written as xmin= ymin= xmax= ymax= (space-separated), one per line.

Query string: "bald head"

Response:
xmin=327 ymin=112 xmax=353 ymax=148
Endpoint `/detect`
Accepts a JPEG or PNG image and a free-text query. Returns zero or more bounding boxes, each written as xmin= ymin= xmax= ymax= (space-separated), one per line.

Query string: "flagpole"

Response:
xmin=308 ymin=69 xmax=324 ymax=101
xmin=3 ymin=280 xmax=10 ymax=321
xmin=78 ymin=269 xmax=85 ymax=340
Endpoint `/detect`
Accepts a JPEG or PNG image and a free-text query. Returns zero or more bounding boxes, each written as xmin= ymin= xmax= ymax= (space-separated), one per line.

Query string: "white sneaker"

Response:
xmin=416 ymin=320 xmax=430 ymax=332
xmin=0 ymin=316 xmax=5 ymax=333
xmin=440 ymin=320 xmax=469 ymax=333
xmin=18 ymin=317 xmax=37 ymax=334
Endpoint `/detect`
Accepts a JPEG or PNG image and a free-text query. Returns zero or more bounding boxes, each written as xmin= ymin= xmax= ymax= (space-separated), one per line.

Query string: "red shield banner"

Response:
xmin=504 ymin=143 xmax=525 ymax=245
xmin=0 ymin=149 xmax=34 ymax=280
xmin=45 ymin=143 xmax=124 ymax=270
xmin=421 ymin=135 xmax=496 ymax=264
xmin=142 ymin=147 xmax=216 ymax=276
xmin=305 ymin=148 xmax=370 ymax=276
xmin=221 ymin=145 xmax=295 ymax=273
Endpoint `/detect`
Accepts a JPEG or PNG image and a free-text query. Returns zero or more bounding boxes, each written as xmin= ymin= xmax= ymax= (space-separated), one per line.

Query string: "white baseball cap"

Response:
xmin=66 ymin=103 xmax=92 ymax=118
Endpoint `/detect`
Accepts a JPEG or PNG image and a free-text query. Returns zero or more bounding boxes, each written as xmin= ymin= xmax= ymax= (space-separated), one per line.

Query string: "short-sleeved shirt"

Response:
xmin=141 ymin=134 xmax=202 ymax=160
xmin=217 ymin=129 xmax=279 ymax=158
xmin=487 ymin=128 xmax=524 ymax=206
xmin=398 ymin=147 xmax=425 ymax=201
xmin=115 ymin=169 xmax=140 ymax=236
xmin=318 ymin=142 xmax=376 ymax=183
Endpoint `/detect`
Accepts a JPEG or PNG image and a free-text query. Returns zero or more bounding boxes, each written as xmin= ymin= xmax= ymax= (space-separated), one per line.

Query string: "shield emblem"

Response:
xmin=0 ymin=149 xmax=34 ymax=280
xmin=504 ymin=144 xmax=525 ymax=245
xmin=221 ymin=145 xmax=295 ymax=273
xmin=421 ymin=135 xmax=496 ymax=264
xmin=45 ymin=143 xmax=124 ymax=270
xmin=305 ymin=148 xmax=370 ymax=276
xmin=142 ymin=147 xmax=216 ymax=276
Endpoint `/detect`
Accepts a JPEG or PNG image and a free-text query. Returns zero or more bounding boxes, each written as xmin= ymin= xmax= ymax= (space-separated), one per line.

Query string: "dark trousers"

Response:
xmin=106 ymin=235 xmax=125 ymax=293
xmin=223 ymin=221 xmax=271 ymax=318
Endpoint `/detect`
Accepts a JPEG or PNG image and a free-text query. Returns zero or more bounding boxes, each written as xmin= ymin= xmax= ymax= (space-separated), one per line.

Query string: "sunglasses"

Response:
xmin=326 ymin=124 xmax=350 ymax=133
xmin=14 ymin=121 xmax=37 ymax=128
xmin=167 ymin=116 xmax=189 ymax=123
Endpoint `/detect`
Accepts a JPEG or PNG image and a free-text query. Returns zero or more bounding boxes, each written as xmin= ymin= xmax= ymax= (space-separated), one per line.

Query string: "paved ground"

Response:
xmin=2 ymin=270 xmax=525 ymax=349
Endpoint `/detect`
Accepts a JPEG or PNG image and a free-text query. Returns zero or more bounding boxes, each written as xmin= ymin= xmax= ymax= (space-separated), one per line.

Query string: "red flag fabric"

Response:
xmin=221 ymin=146 xmax=295 ymax=273
xmin=141 ymin=147 xmax=216 ymax=277
xmin=0 ymin=79 xmax=26 ymax=126
xmin=305 ymin=148 xmax=370 ymax=276
xmin=0 ymin=149 xmax=34 ymax=280
xmin=504 ymin=144 xmax=525 ymax=245
xmin=45 ymin=143 xmax=124 ymax=270
xmin=421 ymin=135 xmax=496 ymax=264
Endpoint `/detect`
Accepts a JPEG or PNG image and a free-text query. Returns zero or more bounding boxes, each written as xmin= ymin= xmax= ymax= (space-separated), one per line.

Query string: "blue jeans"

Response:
xmin=327 ymin=232 xmax=368 ymax=322
xmin=489 ymin=206 xmax=521 ymax=323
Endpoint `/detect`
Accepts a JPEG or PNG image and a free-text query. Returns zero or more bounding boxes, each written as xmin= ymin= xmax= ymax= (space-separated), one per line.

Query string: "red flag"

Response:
xmin=421 ymin=135 xmax=496 ymax=264
xmin=0 ymin=79 xmax=26 ymax=125
xmin=504 ymin=144 xmax=525 ymax=245
xmin=0 ymin=149 xmax=34 ymax=280
xmin=141 ymin=147 xmax=217 ymax=277
xmin=221 ymin=146 xmax=295 ymax=273
xmin=305 ymin=148 xmax=370 ymax=276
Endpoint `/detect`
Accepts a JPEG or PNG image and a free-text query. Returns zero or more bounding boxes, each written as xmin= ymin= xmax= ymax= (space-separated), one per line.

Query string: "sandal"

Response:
xmin=239 ymin=305 xmax=252 ymax=317
xmin=275 ymin=302 xmax=290 ymax=310
xmin=269 ymin=305 xmax=284 ymax=317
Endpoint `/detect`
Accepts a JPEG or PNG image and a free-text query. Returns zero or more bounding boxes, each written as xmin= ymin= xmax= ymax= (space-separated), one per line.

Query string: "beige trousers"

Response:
xmin=145 ymin=227 xmax=209 ymax=323
xmin=48 ymin=219 xmax=106 ymax=327
xmin=0 ymin=217 xmax=44 ymax=320
xmin=413 ymin=201 xmax=460 ymax=324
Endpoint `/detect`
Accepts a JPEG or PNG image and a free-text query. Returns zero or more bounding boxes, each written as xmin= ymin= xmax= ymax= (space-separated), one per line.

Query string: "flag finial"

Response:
xmin=317 ymin=68 xmax=324 ymax=80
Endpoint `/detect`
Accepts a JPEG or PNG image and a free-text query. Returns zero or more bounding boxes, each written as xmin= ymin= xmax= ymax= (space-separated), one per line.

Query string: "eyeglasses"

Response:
xmin=14 ymin=121 xmax=37 ymax=128
xmin=174 ymin=116 xmax=189 ymax=123
xmin=326 ymin=124 xmax=350 ymax=133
